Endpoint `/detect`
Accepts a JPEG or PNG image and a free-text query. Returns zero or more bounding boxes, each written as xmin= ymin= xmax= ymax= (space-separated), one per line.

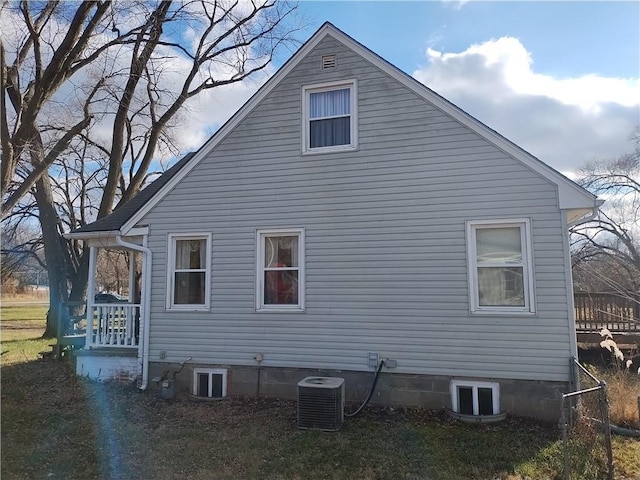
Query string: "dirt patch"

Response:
xmin=1 ymin=322 xmax=44 ymax=330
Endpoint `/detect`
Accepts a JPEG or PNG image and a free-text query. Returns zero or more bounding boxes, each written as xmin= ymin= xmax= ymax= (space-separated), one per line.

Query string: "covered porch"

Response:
xmin=60 ymin=231 xmax=150 ymax=382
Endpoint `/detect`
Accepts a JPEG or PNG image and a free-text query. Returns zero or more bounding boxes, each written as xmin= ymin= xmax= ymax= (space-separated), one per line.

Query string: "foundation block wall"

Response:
xmin=148 ymin=362 xmax=567 ymax=421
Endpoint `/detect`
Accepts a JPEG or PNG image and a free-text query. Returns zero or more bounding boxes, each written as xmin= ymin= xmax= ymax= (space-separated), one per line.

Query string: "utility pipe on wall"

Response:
xmin=116 ymin=235 xmax=152 ymax=390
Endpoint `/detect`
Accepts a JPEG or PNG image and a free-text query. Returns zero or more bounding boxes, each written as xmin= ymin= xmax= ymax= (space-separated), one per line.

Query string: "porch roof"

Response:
xmin=68 ymin=152 xmax=194 ymax=238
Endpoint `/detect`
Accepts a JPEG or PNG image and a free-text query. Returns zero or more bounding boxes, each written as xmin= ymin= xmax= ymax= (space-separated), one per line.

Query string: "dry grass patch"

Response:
xmin=1 ymin=307 xmax=638 ymax=480
xmin=600 ymin=369 xmax=640 ymax=430
xmin=3 ymin=366 xmax=566 ymax=480
xmin=1 ymin=305 xmax=50 ymax=365
xmin=2 ymin=361 xmax=639 ymax=480
xmin=1 ymin=291 xmax=49 ymax=303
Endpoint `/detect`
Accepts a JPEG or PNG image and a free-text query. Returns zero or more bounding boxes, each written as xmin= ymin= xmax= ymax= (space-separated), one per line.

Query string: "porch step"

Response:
xmin=59 ymin=335 xmax=86 ymax=347
xmin=72 ymin=347 xmax=138 ymax=358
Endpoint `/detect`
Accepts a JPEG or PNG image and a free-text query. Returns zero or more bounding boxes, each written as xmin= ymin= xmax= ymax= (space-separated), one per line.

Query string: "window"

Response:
xmin=303 ymin=80 xmax=357 ymax=154
xmin=167 ymin=233 xmax=211 ymax=310
xmin=467 ymin=219 xmax=535 ymax=314
xmin=192 ymin=368 xmax=227 ymax=398
xmin=256 ymin=229 xmax=304 ymax=311
xmin=450 ymin=380 xmax=500 ymax=416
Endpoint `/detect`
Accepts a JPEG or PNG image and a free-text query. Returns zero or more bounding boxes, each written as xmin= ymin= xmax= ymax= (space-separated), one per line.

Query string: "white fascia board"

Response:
xmin=121 ymin=24 xmax=337 ymax=233
xmin=64 ymin=230 xmax=121 ymax=240
xmin=65 ymin=226 xmax=148 ymax=241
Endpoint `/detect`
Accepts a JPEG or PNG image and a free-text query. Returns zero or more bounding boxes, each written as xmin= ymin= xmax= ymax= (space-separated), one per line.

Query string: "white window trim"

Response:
xmin=166 ymin=233 xmax=212 ymax=311
xmin=302 ymin=79 xmax=358 ymax=155
xmin=192 ymin=368 xmax=227 ymax=398
xmin=466 ymin=218 xmax=535 ymax=315
xmin=256 ymin=228 xmax=305 ymax=312
xmin=450 ymin=380 xmax=500 ymax=416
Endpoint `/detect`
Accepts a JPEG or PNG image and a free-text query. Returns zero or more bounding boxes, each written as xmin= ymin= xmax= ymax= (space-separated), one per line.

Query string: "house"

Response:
xmin=67 ymin=23 xmax=600 ymax=421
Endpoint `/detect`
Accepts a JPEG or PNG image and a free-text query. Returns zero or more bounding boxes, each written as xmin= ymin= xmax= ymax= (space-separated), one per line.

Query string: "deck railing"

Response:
xmin=574 ymin=292 xmax=639 ymax=333
xmin=88 ymin=303 xmax=140 ymax=347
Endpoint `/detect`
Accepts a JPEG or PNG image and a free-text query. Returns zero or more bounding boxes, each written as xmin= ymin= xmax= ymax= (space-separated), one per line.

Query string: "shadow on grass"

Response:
xmin=1 ymin=359 xmax=101 ymax=479
xmin=1 ymin=336 xmax=50 ymax=344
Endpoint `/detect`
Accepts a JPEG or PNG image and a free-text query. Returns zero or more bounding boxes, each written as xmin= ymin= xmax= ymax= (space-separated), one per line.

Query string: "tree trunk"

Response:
xmin=34 ymin=176 xmax=69 ymax=338
xmin=67 ymin=249 xmax=90 ymax=326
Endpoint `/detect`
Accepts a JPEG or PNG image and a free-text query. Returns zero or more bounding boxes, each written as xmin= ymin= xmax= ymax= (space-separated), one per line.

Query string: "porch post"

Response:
xmin=85 ymin=246 xmax=98 ymax=349
xmin=128 ymin=251 xmax=136 ymax=300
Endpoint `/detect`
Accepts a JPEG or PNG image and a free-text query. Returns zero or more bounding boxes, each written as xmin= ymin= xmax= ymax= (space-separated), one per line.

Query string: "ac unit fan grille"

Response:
xmin=297 ymin=378 xmax=345 ymax=431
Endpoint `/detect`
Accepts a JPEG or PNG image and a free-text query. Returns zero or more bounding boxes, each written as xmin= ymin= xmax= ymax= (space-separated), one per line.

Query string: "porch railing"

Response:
xmin=88 ymin=303 xmax=141 ymax=348
xmin=574 ymin=292 xmax=639 ymax=333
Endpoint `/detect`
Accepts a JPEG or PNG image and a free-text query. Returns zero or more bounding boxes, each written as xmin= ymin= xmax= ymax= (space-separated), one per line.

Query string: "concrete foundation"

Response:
xmin=74 ymin=349 xmax=139 ymax=383
xmin=148 ymin=362 xmax=568 ymax=421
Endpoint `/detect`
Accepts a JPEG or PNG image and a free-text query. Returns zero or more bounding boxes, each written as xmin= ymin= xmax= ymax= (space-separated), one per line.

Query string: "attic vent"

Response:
xmin=297 ymin=376 xmax=344 ymax=431
xmin=321 ymin=54 xmax=336 ymax=69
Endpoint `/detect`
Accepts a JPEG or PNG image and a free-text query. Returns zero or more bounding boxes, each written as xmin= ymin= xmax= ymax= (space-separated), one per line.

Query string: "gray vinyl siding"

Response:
xmin=140 ymin=35 xmax=573 ymax=382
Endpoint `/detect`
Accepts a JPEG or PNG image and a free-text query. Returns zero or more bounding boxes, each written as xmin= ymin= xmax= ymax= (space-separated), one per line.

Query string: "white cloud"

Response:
xmin=414 ymin=37 xmax=639 ymax=173
xmin=440 ymin=0 xmax=471 ymax=11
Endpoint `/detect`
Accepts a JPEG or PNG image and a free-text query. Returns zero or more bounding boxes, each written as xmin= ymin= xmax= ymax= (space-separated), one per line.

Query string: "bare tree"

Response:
xmin=1 ymin=220 xmax=47 ymax=291
xmin=571 ymin=131 xmax=640 ymax=314
xmin=94 ymin=249 xmax=137 ymax=296
xmin=1 ymin=0 xmax=302 ymax=336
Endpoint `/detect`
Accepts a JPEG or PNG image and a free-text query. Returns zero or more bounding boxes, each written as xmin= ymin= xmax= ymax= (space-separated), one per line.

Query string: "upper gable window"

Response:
xmin=466 ymin=219 xmax=535 ymax=314
xmin=302 ymin=80 xmax=357 ymax=154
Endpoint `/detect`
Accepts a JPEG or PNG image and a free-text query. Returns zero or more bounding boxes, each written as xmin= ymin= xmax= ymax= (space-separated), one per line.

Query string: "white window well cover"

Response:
xmin=193 ymin=368 xmax=227 ymax=398
xmin=450 ymin=380 xmax=500 ymax=416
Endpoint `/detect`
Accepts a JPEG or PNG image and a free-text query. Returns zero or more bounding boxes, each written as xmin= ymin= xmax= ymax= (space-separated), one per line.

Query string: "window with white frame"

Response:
xmin=256 ymin=229 xmax=304 ymax=311
xmin=467 ymin=219 xmax=535 ymax=314
xmin=167 ymin=233 xmax=211 ymax=310
xmin=192 ymin=368 xmax=227 ymax=398
xmin=303 ymin=80 xmax=357 ymax=153
xmin=450 ymin=380 xmax=500 ymax=416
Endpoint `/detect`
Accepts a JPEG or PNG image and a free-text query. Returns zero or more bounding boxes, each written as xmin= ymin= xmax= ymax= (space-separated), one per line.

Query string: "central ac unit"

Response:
xmin=297 ymin=376 xmax=345 ymax=431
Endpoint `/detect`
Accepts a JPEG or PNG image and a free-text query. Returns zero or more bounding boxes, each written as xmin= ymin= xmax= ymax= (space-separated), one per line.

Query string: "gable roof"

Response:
xmin=71 ymin=22 xmax=598 ymax=238
xmin=69 ymin=152 xmax=194 ymax=237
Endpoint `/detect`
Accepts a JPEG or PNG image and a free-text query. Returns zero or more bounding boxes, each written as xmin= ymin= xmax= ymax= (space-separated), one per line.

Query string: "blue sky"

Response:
xmin=272 ymin=1 xmax=639 ymax=174
xmin=128 ymin=1 xmax=637 ymax=175
xmin=13 ymin=0 xmax=625 ymax=176
xmin=298 ymin=1 xmax=639 ymax=79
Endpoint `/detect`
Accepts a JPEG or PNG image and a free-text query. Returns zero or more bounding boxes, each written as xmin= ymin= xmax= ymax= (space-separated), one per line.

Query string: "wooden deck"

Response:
xmin=574 ymin=292 xmax=639 ymax=334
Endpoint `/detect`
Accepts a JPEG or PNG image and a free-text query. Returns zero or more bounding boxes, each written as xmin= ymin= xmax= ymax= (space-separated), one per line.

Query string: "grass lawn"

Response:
xmin=1 ymin=304 xmax=50 ymax=364
xmin=2 ymin=305 xmax=639 ymax=480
